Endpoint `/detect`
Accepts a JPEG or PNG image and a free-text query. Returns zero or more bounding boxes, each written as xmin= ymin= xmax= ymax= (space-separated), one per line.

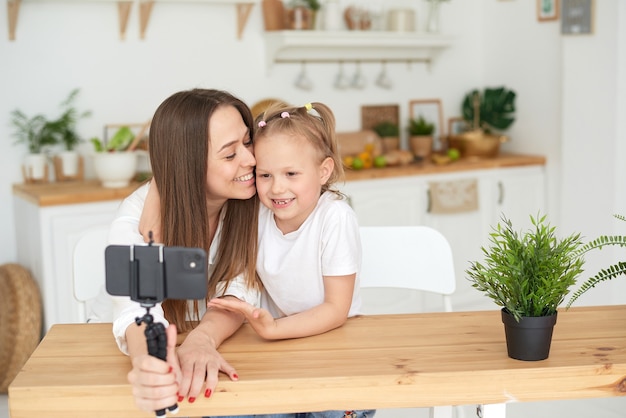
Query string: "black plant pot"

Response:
xmin=501 ymin=308 xmax=558 ymax=361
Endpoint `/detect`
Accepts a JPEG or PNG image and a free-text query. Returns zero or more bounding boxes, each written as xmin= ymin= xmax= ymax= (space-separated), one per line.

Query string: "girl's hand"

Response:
xmin=127 ymin=324 xmax=181 ymax=413
xmin=208 ymin=298 xmax=278 ymax=339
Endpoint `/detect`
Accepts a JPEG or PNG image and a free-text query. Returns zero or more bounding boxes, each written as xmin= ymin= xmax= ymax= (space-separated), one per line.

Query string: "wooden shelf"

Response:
xmin=264 ymin=30 xmax=454 ymax=70
xmin=6 ymin=0 xmax=258 ymax=40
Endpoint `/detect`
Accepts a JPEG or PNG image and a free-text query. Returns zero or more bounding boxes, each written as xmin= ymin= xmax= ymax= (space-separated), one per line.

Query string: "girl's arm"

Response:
xmin=208 ymin=274 xmax=355 ymax=340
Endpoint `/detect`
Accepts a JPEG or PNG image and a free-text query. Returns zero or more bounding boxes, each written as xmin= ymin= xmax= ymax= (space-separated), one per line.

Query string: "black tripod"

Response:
xmin=136 ymin=307 xmax=179 ymax=417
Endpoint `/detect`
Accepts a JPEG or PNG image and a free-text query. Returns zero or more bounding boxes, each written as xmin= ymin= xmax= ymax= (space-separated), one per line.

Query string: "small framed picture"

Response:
xmin=537 ymin=0 xmax=559 ymax=22
xmin=409 ymin=99 xmax=444 ymax=138
xmin=361 ymin=104 xmax=399 ymax=130
xmin=447 ymin=117 xmax=470 ymax=136
xmin=561 ymin=0 xmax=594 ymax=35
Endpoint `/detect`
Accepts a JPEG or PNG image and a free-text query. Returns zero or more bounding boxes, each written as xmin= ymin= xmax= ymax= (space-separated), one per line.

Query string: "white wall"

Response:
xmin=559 ymin=0 xmax=624 ymax=306
xmin=1 ymin=0 xmax=623 ymax=310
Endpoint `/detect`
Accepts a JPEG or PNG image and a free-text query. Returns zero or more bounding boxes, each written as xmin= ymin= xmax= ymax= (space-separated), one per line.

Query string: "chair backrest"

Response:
xmin=359 ymin=226 xmax=456 ymax=314
xmin=72 ymin=227 xmax=109 ymax=322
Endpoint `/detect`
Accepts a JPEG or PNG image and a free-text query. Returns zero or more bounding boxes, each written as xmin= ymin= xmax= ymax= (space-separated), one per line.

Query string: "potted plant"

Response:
xmin=10 ymin=110 xmax=59 ymax=183
xmin=407 ymin=115 xmax=434 ymax=159
xmin=285 ymin=0 xmax=319 ymax=30
xmin=51 ymin=89 xmax=92 ymax=180
xmin=372 ymin=120 xmax=400 ymax=153
xmin=466 ymin=213 xmax=585 ymax=361
xmin=90 ymin=126 xmax=138 ymax=188
xmin=10 ymin=88 xmax=91 ymax=182
xmin=566 ymin=214 xmax=626 ymax=307
xmin=449 ymin=86 xmax=516 ymax=158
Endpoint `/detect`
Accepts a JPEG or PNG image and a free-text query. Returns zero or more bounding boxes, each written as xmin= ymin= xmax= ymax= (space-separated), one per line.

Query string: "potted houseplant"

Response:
xmin=51 ymin=88 xmax=92 ymax=180
xmin=449 ymin=86 xmax=516 ymax=158
xmin=407 ymin=115 xmax=434 ymax=159
xmin=466 ymin=213 xmax=585 ymax=361
xmin=10 ymin=110 xmax=59 ymax=183
xmin=90 ymin=126 xmax=138 ymax=188
xmin=566 ymin=214 xmax=626 ymax=307
xmin=372 ymin=120 xmax=400 ymax=153
xmin=10 ymin=88 xmax=91 ymax=182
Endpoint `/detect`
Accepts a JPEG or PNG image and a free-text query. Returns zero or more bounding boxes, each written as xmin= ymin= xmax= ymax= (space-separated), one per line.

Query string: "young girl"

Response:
xmin=208 ymin=102 xmax=372 ymax=418
xmin=208 ymin=102 xmax=363 ymax=340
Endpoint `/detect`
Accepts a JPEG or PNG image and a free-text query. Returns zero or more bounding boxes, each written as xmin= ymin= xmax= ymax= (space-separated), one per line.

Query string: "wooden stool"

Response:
xmin=0 ymin=263 xmax=43 ymax=393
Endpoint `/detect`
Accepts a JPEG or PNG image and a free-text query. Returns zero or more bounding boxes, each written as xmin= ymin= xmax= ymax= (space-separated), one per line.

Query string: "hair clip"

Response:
xmin=304 ymin=103 xmax=313 ymax=111
xmin=281 ymin=111 xmax=290 ymax=119
xmin=257 ymin=121 xmax=266 ymax=128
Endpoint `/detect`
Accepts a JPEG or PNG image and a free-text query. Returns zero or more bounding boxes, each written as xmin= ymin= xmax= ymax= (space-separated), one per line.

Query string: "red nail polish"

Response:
xmin=205 ymin=389 xmax=212 ymax=398
xmin=233 ymin=373 xmax=239 ymax=380
xmin=168 ymin=366 xmax=173 ymax=373
xmin=188 ymin=397 xmax=196 ymax=403
xmin=177 ymin=395 xmax=184 ymax=402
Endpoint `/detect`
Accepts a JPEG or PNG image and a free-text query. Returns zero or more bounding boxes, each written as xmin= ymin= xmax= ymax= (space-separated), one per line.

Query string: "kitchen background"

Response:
xmin=0 ymin=0 xmax=625 ymax=309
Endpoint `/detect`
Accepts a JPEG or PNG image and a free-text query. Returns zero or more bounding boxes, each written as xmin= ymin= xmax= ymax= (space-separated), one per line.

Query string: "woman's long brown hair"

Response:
xmin=149 ymin=89 xmax=259 ymax=333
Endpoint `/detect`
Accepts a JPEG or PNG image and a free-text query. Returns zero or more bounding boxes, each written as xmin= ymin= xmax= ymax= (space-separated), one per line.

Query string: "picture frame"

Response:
xmin=561 ymin=0 xmax=594 ymax=35
xmin=447 ymin=117 xmax=470 ymax=136
xmin=409 ymin=99 xmax=444 ymax=138
xmin=103 ymin=121 xmax=151 ymax=151
xmin=360 ymin=104 xmax=399 ymax=130
xmin=537 ymin=0 xmax=559 ymax=22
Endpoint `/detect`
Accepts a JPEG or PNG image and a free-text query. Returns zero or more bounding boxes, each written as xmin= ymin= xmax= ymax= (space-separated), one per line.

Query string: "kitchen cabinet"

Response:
xmin=12 ymin=181 xmax=140 ymax=331
xmin=339 ymin=159 xmax=546 ymax=312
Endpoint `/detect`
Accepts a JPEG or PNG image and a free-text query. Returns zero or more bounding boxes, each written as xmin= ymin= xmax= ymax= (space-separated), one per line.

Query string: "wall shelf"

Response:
xmin=6 ymin=0 xmax=258 ymax=41
xmin=264 ymin=31 xmax=454 ymax=70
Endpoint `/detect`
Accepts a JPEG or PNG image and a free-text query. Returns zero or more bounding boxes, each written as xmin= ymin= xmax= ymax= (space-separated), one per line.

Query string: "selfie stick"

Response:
xmin=134 ymin=233 xmax=179 ymax=418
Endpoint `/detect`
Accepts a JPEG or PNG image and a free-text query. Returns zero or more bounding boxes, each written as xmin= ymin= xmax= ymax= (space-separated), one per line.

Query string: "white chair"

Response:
xmin=72 ymin=227 xmax=110 ymax=323
xmin=358 ymin=226 xmax=459 ymax=418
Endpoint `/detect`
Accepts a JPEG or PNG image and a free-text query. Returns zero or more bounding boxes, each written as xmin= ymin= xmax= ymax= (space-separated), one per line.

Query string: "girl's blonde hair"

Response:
xmin=254 ymin=102 xmax=345 ymax=195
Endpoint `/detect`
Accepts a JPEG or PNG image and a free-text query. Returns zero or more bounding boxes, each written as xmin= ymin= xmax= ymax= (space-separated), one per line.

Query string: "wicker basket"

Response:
xmin=448 ymin=131 xmax=508 ymax=159
xmin=0 ymin=264 xmax=42 ymax=393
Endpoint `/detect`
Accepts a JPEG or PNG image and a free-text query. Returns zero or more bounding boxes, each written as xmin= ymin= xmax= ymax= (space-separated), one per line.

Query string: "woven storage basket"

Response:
xmin=0 ymin=263 xmax=43 ymax=393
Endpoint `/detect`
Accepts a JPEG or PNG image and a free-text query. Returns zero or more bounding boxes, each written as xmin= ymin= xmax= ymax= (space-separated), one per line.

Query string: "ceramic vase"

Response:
xmin=92 ymin=152 xmax=137 ymax=188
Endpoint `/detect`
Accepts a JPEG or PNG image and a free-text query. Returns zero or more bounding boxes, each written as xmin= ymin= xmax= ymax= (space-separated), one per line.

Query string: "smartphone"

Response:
xmin=105 ymin=244 xmax=207 ymax=304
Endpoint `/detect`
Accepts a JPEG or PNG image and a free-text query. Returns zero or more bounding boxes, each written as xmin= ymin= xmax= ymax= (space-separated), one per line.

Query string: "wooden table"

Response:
xmin=9 ymin=306 xmax=626 ymax=418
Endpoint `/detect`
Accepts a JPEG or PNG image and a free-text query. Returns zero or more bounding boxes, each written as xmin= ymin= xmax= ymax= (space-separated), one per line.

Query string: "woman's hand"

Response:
xmin=208 ymin=298 xmax=278 ymax=339
xmin=175 ymin=327 xmax=239 ymax=402
xmin=127 ymin=324 xmax=181 ymax=413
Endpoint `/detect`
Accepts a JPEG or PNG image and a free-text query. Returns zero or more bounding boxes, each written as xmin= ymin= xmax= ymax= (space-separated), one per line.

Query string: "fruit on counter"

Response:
xmin=373 ymin=155 xmax=386 ymax=168
xmin=351 ymin=157 xmax=364 ymax=170
xmin=447 ymin=148 xmax=461 ymax=161
xmin=358 ymin=152 xmax=373 ymax=169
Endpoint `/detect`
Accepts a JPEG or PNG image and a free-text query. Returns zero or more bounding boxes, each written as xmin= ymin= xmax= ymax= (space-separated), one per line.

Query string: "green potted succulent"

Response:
xmin=566 ymin=214 xmax=626 ymax=307
xmin=90 ymin=126 xmax=138 ymax=188
xmin=466 ymin=213 xmax=585 ymax=361
xmin=407 ymin=115 xmax=435 ymax=159
xmin=373 ymin=120 xmax=400 ymax=153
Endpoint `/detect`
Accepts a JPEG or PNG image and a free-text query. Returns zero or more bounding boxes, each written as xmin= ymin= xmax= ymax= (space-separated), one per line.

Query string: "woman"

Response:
xmin=109 ymin=89 xmax=260 ymax=413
